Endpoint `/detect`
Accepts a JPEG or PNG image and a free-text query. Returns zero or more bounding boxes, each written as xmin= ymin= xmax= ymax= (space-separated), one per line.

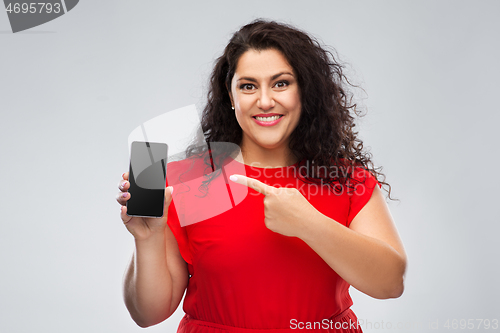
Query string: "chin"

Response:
xmin=255 ymin=140 xmax=286 ymax=150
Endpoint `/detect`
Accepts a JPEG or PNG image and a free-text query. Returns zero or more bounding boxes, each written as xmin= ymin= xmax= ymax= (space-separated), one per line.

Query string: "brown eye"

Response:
xmin=240 ymin=84 xmax=255 ymax=91
xmin=274 ymin=81 xmax=289 ymax=89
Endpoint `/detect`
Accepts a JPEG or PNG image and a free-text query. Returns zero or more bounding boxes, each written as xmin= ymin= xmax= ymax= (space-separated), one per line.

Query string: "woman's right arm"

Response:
xmin=117 ymin=172 xmax=189 ymax=328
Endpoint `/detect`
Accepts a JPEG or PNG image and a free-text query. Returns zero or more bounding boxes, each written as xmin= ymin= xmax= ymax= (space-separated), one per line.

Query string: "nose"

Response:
xmin=257 ymin=88 xmax=275 ymax=111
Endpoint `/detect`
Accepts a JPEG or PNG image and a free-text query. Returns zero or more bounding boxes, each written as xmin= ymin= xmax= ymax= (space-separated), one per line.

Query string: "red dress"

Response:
xmin=166 ymin=156 xmax=378 ymax=332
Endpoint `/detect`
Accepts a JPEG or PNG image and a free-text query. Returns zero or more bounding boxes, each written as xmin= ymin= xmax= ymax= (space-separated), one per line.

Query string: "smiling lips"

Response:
xmin=252 ymin=113 xmax=284 ymax=126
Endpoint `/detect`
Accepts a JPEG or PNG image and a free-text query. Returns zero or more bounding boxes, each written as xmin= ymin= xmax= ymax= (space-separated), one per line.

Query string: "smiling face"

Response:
xmin=229 ymin=48 xmax=302 ymax=164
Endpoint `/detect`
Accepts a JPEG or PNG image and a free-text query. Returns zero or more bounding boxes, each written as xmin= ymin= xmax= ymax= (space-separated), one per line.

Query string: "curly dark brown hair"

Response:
xmin=187 ymin=19 xmax=391 ymax=197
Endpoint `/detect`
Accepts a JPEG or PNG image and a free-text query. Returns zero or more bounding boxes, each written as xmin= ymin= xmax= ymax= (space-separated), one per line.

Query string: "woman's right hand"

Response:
xmin=117 ymin=172 xmax=174 ymax=241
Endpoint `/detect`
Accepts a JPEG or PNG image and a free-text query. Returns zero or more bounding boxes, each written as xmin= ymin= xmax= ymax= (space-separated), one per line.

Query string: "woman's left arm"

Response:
xmin=300 ymin=185 xmax=407 ymax=299
xmin=230 ymin=175 xmax=407 ymax=300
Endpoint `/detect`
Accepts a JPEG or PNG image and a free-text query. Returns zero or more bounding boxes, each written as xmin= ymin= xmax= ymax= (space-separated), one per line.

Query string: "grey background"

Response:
xmin=1 ymin=1 xmax=499 ymax=332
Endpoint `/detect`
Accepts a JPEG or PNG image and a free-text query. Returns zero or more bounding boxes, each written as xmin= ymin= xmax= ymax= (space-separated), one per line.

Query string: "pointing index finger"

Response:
xmin=229 ymin=174 xmax=271 ymax=195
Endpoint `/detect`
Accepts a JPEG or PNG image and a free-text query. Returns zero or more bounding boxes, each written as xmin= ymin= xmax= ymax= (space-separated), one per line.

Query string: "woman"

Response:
xmin=117 ymin=20 xmax=407 ymax=332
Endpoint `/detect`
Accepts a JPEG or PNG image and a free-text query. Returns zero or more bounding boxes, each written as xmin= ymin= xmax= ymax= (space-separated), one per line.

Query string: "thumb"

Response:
xmin=164 ymin=186 xmax=174 ymax=207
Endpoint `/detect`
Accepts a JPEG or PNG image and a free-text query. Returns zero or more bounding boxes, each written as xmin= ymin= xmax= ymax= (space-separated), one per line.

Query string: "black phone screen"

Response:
xmin=126 ymin=141 xmax=168 ymax=218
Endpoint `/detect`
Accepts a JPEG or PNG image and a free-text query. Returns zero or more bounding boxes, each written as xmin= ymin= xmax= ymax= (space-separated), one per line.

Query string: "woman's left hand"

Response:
xmin=229 ymin=174 xmax=318 ymax=238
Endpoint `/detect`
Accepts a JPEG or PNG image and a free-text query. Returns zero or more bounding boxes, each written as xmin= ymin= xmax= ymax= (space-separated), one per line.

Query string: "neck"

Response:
xmin=234 ymin=138 xmax=298 ymax=168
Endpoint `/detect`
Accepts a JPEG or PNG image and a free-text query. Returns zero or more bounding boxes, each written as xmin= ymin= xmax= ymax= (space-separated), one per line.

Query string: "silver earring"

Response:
xmin=231 ymin=106 xmax=235 ymax=110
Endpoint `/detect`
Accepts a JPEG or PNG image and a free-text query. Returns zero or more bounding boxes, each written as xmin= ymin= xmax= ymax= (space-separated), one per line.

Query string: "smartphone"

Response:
xmin=126 ymin=141 xmax=168 ymax=218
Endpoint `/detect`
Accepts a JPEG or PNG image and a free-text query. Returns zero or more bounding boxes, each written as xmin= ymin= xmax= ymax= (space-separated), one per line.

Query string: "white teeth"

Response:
xmin=255 ymin=115 xmax=281 ymax=122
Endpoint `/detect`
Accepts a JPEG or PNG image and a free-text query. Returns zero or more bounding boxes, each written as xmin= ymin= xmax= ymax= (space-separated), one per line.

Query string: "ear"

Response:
xmin=226 ymin=84 xmax=234 ymax=108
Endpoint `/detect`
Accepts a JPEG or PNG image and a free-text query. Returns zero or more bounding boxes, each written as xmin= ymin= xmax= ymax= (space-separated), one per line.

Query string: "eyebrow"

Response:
xmin=237 ymin=72 xmax=294 ymax=83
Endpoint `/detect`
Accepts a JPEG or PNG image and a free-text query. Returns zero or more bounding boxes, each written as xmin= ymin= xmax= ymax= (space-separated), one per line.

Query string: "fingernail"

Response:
xmin=168 ymin=186 xmax=174 ymax=194
xmin=122 ymin=193 xmax=127 ymax=198
xmin=121 ymin=181 xmax=127 ymax=189
xmin=229 ymin=175 xmax=238 ymax=182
